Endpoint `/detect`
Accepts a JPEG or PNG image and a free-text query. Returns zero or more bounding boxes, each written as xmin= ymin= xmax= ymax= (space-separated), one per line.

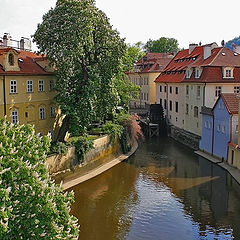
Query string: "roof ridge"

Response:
xmin=207 ymin=47 xmax=223 ymax=66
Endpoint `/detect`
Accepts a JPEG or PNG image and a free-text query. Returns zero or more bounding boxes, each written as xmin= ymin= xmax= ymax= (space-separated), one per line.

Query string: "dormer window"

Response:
xmin=223 ymin=67 xmax=233 ymax=78
xmin=186 ymin=68 xmax=192 ymax=78
xmin=195 ymin=68 xmax=201 ymax=78
xmin=8 ymin=53 xmax=14 ymax=66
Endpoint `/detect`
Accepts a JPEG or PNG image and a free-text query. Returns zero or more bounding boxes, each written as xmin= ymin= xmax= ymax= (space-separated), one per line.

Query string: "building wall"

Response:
xmin=2 ymin=75 xmax=59 ymax=138
xmin=228 ymin=145 xmax=240 ymax=169
xmin=213 ymin=98 xmax=231 ymax=160
xmin=156 ymin=82 xmax=184 ymax=129
xmin=0 ymin=76 xmax=4 ymax=119
xmin=199 ymin=114 xmax=213 ymax=154
xmin=205 ymin=83 xmax=240 ymax=108
xmin=231 ymin=115 xmax=238 ymax=144
xmin=183 ymin=83 xmax=204 ymax=136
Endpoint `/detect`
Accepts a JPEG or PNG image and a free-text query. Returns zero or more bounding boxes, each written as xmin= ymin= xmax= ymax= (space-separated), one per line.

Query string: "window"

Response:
xmin=186 ymin=69 xmax=192 ymax=78
xmin=186 ymin=104 xmax=189 ymax=115
xmin=175 ymin=87 xmax=178 ymax=94
xmin=27 ymin=80 xmax=33 ymax=93
xmin=236 ymin=125 xmax=239 ymax=133
xmin=49 ymin=80 xmax=55 ymax=91
xmin=186 ymin=85 xmax=189 ymax=95
xmin=10 ymin=80 xmax=17 ymax=94
xmin=215 ymin=86 xmax=222 ymax=97
xmin=50 ymin=106 xmax=55 ymax=118
xmin=164 ymin=99 xmax=167 ymax=109
xmin=146 ymin=93 xmax=148 ymax=101
xmin=195 ymin=68 xmax=201 ymax=78
xmin=8 ymin=53 xmax=14 ymax=66
xmin=146 ymin=78 xmax=148 ymax=85
xmin=224 ymin=68 xmax=233 ymax=78
xmin=175 ymin=102 xmax=178 ymax=113
xmin=194 ymin=106 xmax=198 ymax=118
xmin=47 ymin=130 xmax=53 ymax=140
xmin=222 ymin=125 xmax=226 ymax=133
xmin=164 ymin=86 xmax=167 ymax=93
xmin=217 ymin=124 xmax=221 ymax=132
xmin=169 ymin=100 xmax=172 ymax=111
xmin=11 ymin=110 xmax=18 ymax=124
xmin=170 ymin=86 xmax=172 ymax=94
xmin=197 ymin=86 xmax=201 ymax=97
xmin=234 ymin=86 xmax=240 ymax=94
xmin=160 ymin=86 xmax=162 ymax=92
xmin=39 ymin=107 xmax=45 ymax=120
xmin=38 ymin=80 xmax=44 ymax=92
xmin=160 ymin=98 xmax=162 ymax=106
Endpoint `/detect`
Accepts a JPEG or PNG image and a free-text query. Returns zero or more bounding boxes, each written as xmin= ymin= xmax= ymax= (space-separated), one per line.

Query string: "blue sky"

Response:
xmin=1 ymin=0 xmax=240 ymax=50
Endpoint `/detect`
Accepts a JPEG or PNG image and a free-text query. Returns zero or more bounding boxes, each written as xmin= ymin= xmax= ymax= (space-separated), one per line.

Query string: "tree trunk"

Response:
xmin=56 ymin=115 xmax=70 ymax=142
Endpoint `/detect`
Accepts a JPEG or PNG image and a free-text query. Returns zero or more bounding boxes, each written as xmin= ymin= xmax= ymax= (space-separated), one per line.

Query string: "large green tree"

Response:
xmin=33 ymin=0 xmax=126 ymax=140
xmin=144 ymin=37 xmax=179 ymax=53
xmin=0 ymin=119 xmax=79 ymax=239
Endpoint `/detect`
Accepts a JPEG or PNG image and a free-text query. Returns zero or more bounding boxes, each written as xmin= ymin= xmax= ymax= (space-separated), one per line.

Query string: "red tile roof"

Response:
xmin=155 ymin=44 xmax=240 ymax=83
xmin=214 ymin=93 xmax=239 ymax=115
xmin=0 ymin=48 xmax=53 ymax=75
xmin=126 ymin=52 xmax=174 ymax=74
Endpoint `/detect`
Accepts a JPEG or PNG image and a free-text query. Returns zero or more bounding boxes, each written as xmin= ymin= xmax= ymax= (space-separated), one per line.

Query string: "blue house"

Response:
xmin=199 ymin=93 xmax=239 ymax=161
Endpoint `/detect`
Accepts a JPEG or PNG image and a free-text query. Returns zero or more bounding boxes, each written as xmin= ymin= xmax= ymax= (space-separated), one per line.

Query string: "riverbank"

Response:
xmin=195 ymin=150 xmax=240 ymax=185
xmin=62 ymin=140 xmax=138 ymax=190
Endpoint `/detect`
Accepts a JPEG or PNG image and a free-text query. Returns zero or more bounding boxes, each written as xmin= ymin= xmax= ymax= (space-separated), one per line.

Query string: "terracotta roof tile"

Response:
xmin=214 ymin=93 xmax=239 ymax=114
xmin=0 ymin=48 xmax=53 ymax=75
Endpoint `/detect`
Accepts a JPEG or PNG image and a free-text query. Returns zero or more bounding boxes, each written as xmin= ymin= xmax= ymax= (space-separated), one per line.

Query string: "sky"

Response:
xmin=0 ymin=0 xmax=240 ymax=50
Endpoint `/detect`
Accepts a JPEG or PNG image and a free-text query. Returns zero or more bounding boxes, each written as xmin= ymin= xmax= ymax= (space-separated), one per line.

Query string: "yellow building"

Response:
xmin=228 ymin=95 xmax=240 ymax=167
xmin=0 ymin=46 xmax=59 ymax=139
xmin=126 ymin=53 xmax=174 ymax=109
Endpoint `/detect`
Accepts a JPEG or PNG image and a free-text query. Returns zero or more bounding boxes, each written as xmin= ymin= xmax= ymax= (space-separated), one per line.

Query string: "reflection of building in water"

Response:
xmin=135 ymin=138 xmax=240 ymax=238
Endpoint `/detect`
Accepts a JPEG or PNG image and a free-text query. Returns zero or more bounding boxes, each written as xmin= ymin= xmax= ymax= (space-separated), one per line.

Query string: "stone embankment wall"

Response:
xmin=46 ymin=135 xmax=122 ymax=184
xmin=169 ymin=125 xmax=201 ymax=150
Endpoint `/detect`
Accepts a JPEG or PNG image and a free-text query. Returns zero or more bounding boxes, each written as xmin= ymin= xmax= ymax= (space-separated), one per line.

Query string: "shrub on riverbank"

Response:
xmin=0 ymin=119 xmax=79 ymax=239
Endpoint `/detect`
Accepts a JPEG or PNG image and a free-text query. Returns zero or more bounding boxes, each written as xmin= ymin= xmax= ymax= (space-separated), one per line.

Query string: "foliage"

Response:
xmin=0 ymin=119 xmax=79 ymax=239
xmin=225 ymin=36 xmax=240 ymax=50
xmin=144 ymin=37 xmax=179 ymax=53
xmin=99 ymin=122 xmax=124 ymax=141
xmin=68 ymin=136 xmax=94 ymax=164
xmin=33 ymin=0 xmax=126 ymax=140
xmin=49 ymin=141 xmax=71 ymax=155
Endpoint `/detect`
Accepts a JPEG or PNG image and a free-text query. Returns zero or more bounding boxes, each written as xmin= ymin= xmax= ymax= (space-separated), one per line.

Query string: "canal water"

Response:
xmin=70 ymin=137 xmax=240 ymax=240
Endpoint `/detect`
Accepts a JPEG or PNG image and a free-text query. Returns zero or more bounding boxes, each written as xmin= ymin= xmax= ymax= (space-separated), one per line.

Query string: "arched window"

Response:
xmin=8 ymin=53 xmax=14 ymax=66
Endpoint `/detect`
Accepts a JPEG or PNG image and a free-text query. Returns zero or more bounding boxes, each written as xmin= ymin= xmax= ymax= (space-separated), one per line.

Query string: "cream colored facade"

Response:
xmin=0 ymin=47 xmax=60 ymax=139
xmin=228 ymin=96 xmax=240 ymax=168
xmin=128 ymin=72 xmax=159 ymax=108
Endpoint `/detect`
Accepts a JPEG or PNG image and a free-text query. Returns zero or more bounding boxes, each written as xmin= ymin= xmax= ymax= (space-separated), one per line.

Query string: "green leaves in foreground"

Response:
xmin=0 ymin=119 xmax=79 ymax=239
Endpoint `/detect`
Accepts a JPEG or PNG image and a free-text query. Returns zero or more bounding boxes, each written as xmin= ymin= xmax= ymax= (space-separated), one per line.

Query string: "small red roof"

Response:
xmin=0 ymin=48 xmax=53 ymax=75
xmin=214 ymin=93 xmax=239 ymax=115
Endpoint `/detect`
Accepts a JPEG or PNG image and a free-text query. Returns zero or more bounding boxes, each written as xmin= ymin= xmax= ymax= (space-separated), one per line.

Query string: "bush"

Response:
xmin=68 ymin=136 xmax=94 ymax=164
xmin=100 ymin=122 xmax=124 ymax=141
xmin=49 ymin=141 xmax=71 ymax=155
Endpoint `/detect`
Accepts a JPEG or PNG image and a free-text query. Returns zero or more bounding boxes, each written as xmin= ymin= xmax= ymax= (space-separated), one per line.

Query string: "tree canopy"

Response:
xmin=0 ymin=119 xmax=79 ymax=239
xmin=33 ymin=0 xmax=126 ymax=140
xmin=144 ymin=37 xmax=179 ymax=53
xmin=225 ymin=36 xmax=240 ymax=50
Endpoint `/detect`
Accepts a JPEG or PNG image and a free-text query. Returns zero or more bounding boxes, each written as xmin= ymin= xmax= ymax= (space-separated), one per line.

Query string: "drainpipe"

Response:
xmin=203 ymin=83 xmax=206 ymax=106
xmin=3 ymin=75 xmax=6 ymax=116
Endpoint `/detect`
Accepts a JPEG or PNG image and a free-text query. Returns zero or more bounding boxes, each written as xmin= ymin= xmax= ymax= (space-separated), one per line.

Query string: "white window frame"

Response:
xmin=11 ymin=110 xmax=18 ymax=124
xmin=197 ymin=86 xmax=201 ymax=98
xmin=39 ymin=107 xmax=45 ymax=120
xmin=215 ymin=86 xmax=222 ymax=97
xmin=10 ymin=80 xmax=17 ymax=94
xmin=223 ymin=67 xmax=233 ymax=78
xmin=195 ymin=68 xmax=201 ymax=78
xmin=38 ymin=80 xmax=44 ymax=92
xmin=27 ymin=80 xmax=33 ymax=93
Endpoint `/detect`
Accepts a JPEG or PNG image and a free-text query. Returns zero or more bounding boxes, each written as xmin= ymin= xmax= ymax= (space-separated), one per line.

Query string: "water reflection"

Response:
xmin=70 ymin=137 xmax=240 ymax=240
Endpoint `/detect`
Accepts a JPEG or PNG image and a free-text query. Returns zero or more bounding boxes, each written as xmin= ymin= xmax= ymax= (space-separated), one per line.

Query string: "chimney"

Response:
xmin=20 ymin=37 xmax=31 ymax=51
xmin=3 ymin=33 xmax=12 ymax=47
xmin=204 ymin=42 xmax=218 ymax=60
xmin=189 ymin=43 xmax=198 ymax=54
